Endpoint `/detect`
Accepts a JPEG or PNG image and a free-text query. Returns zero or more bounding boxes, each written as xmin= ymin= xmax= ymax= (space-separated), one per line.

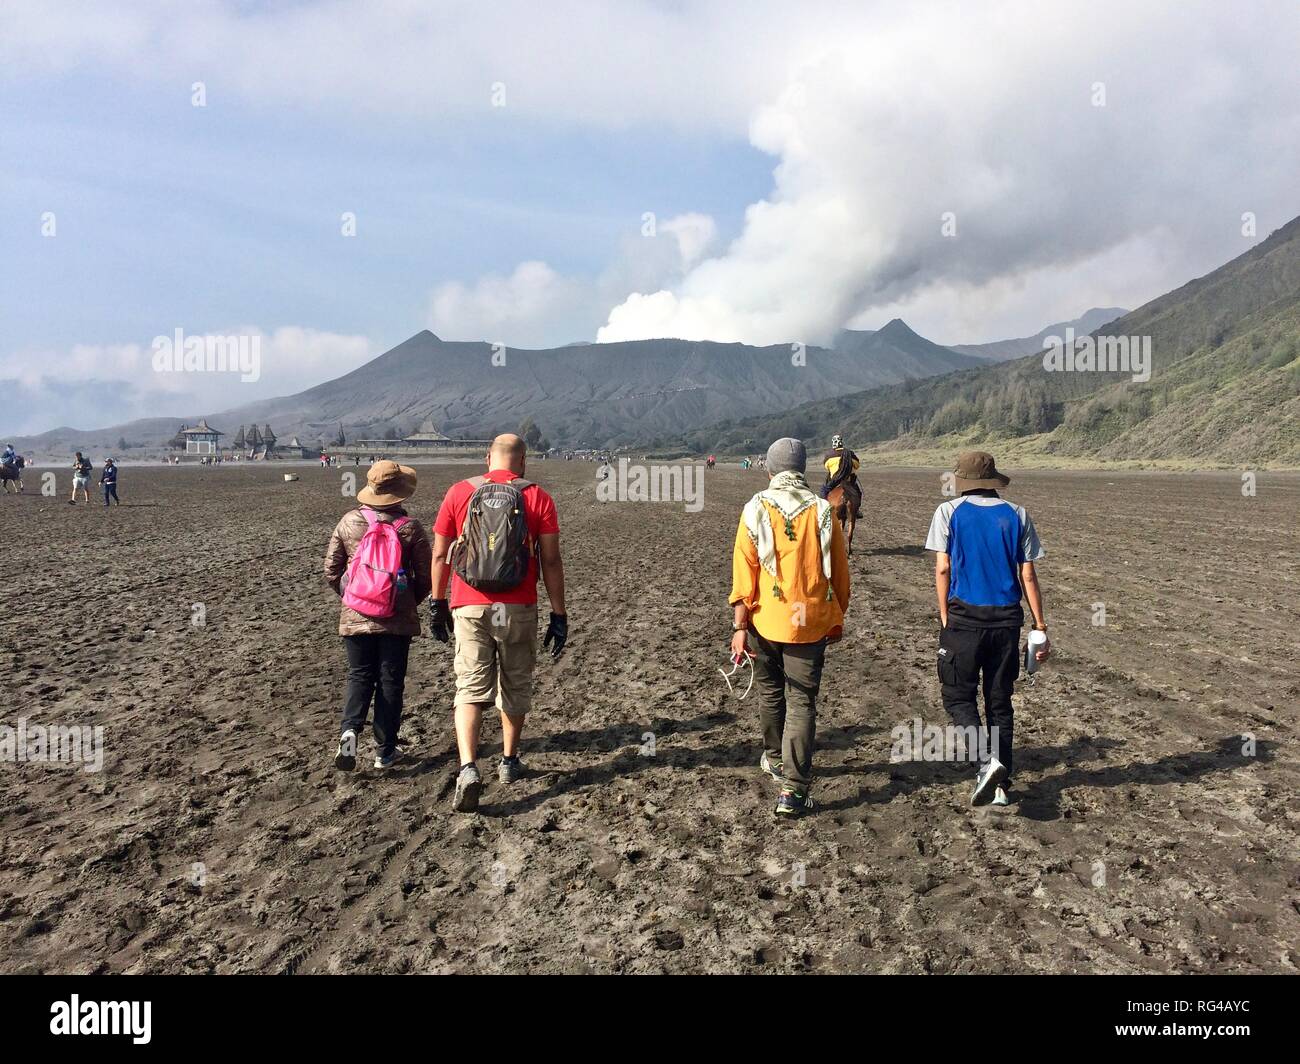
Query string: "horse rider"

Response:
xmin=820 ymin=434 xmax=860 ymax=506
xmin=1 ymin=443 xmax=16 ymax=469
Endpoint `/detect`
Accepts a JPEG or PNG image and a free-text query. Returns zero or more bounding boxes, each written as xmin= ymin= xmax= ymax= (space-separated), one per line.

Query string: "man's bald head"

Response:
xmin=488 ymin=433 xmax=527 ymax=473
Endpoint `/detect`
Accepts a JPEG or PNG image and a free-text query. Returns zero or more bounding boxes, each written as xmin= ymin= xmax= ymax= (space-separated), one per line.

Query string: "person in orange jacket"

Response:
xmin=728 ymin=437 xmax=850 ymax=817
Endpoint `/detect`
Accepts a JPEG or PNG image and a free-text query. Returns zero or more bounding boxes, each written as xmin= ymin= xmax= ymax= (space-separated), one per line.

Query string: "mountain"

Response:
xmin=835 ymin=318 xmax=988 ymax=374
xmin=951 ymin=307 xmax=1128 ymax=362
xmin=7 ymin=323 xmax=979 ymax=456
xmin=684 ymin=218 xmax=1300 ymax=465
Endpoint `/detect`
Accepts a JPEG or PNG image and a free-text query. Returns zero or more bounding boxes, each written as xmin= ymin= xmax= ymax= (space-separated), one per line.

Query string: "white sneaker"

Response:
xmin=759 ymin=751 xmax=784 ymax=783
xmin=374 ymin=751 xmax=397 ymax=769
xmin=971 ymin=757 xmax=1008 ymax=806
xmin=334 ymin=729 xmax=358 ymax=772
xmin=991 ymin=786 xmax=1010 ymax=807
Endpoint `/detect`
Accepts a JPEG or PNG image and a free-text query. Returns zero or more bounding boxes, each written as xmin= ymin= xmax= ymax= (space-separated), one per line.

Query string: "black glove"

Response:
xmin=428 ymin=599 xmax=453 ymax=643
xmin=542 ymin=612 xmax=568 ymax=658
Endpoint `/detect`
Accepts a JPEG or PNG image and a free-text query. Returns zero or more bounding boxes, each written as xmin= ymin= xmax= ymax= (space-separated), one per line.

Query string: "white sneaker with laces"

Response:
xmin=335 ymin=730 xmax=358 ymax=772
xmin=971 ymin=757 xmax=1008 ymax=806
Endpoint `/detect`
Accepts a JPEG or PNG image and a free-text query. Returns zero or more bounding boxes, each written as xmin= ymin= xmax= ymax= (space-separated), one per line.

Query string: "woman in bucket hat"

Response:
xmin=323 ymin=460 xmax=433 ymax=770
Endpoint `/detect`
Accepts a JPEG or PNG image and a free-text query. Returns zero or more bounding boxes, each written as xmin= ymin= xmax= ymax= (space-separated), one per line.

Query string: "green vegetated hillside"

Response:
xmin=676 ymin=217 xmax=1300 ymax=466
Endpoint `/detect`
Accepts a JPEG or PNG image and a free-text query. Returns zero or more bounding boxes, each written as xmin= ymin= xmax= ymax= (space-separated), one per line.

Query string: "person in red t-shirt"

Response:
xmin=429 ymin=433 xmax=567 ymax=812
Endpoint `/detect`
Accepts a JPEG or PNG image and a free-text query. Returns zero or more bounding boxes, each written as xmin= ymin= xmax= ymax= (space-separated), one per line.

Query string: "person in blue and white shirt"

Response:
xmin=925 ymin=452 xmax=1051 ymax=807
xmin=99 ymin=458 xmax=120 ymax=506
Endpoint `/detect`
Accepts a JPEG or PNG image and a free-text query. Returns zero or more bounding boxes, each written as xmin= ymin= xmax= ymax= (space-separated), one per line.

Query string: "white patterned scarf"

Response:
xmin=741 ymin=470 xmax=834 ymax=600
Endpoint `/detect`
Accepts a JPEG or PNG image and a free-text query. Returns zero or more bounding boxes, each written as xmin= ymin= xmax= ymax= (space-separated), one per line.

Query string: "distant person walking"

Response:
xmin=429 ymin=433 xmax=567 ymax=813
xmin=70 ymin=452 xmax=92 ymax=504
xmin=324 ymin=461 xmax=432 ymax=770
xmin=925 ymin=452 xmax=1050 ymax=807
xmin=99 ymin=459 xmax=120 ymax=506
xmin=729 ymin=437 xmax=850 ymax=818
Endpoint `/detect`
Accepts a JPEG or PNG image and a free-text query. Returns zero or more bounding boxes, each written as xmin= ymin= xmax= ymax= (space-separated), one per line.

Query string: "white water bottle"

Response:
xmin=1024 ymin=629 xmax=1048 ymax=675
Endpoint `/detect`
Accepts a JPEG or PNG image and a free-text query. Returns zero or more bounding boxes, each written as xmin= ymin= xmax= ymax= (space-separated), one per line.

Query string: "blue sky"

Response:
xmin=2 ymin=67 xmax=769 ymax=355
xmin=3 ymin=1 xmax=1300 ymax=435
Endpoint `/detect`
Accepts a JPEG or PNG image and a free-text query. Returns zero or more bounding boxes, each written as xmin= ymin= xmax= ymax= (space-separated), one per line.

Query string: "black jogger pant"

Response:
xmin=340 ymin=634 xmax=412 ymax=758
xmin=751 ymin=631 xmax=827 ymax=789
xmin=937 ymin=624 xmax=1019 ymax=778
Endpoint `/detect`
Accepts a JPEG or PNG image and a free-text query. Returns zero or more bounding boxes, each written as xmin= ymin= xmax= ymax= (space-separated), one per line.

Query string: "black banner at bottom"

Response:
xmin=2 ymin=973 xmax=1286 ymax=1051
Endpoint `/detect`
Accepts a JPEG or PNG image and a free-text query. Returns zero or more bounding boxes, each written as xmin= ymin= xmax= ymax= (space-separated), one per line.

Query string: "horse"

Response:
xmin=0 ymin=456 xmax=26 ymax=493
xmin=705 ymin=456 xmax=716 ymax=470
xmin=826 ymin=477 xmax=861 ymax=555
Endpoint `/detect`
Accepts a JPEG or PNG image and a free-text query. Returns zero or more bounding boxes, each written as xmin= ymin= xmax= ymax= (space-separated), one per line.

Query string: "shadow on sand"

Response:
xmin=469 ymin=717 xmax=1271 ymax=823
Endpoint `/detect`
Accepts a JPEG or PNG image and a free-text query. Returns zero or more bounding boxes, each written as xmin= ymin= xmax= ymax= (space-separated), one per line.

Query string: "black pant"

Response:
xmin=937 ymin=624 xmax=1019 ymax=778
xmin=102 ymin=483 xmax=119 ymax=505
xmin=341 ymin=634 xmax=412 ymax=757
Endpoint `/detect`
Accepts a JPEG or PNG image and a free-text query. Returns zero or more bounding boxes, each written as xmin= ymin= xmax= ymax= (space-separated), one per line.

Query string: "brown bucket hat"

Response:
xmin=953 ymin=451 xmax=1010 ymax=491
xmin=357 ymin=460 xmax=417 ymax=506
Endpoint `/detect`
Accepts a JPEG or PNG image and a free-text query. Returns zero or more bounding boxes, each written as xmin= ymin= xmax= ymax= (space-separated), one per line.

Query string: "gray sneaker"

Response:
xmin=971 ymin=757 xmax=1008 ymax=806
xmin=498 ymin=755 xmax=523 ymax=785
xmin=452 ymin=763 xmax=483 ymax=813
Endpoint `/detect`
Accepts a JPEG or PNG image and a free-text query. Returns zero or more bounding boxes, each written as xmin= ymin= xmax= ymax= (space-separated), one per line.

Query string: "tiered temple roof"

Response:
xmin=181 ymin=418 xmax=223 ymax=437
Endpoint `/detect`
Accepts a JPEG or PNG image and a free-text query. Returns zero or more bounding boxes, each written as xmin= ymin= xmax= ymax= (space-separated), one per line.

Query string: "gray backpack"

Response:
xmin=449 ymin=476 xmax=535 ymax=592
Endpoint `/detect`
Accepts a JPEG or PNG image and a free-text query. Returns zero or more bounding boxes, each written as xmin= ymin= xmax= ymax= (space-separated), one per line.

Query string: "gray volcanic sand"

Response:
xmin=1 ymin=463 xmax=1297 ymax=973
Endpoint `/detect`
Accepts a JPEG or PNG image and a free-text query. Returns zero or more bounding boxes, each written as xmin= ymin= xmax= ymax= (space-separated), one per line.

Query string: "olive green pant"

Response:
xmin=750 ymin=631 xmax=827 ymax=789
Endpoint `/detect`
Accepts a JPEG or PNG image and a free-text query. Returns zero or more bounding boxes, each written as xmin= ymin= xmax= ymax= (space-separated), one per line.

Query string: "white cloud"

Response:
xmin=0 ymin=0 xmax=797 ymax=133
xmin=595 ymin=2 xmax=1300 ymax=345
xmin=3 ymin=327 xmax=373 ymax=434
xmin=6 ymin=0 xmax=1300 ymax=384
xmin=660 ymin=214 xmax=717 ymax=271
xmin=427 ymin=214 xmax=720 ymax=347
xmin=429 ymin=262 xmax=593 ymax=348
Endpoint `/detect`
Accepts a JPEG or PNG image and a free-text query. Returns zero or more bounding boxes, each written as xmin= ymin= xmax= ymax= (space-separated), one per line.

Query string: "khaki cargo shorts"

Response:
xmin=452 ymin=603 xmax=539 ymax=715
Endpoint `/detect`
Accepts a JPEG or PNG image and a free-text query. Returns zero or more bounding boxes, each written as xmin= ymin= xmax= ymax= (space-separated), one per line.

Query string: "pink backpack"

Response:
xmin=342 ymin=507 xmax=410 ymax=618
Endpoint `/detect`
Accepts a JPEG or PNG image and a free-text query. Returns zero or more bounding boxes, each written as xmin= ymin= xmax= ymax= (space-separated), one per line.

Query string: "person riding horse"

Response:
xmin=0 ymin=445 xmax=25 ymax=493
xmin=820 ymin=434 xmax=862 ymax=551
xmin=821 ymin=435 xmax=860 ymax=507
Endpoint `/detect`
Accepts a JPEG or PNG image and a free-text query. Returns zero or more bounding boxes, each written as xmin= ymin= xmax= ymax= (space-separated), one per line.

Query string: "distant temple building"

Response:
xmin=166 ymin=417 xmax=488 ymax=461
xmin=178 ymin=419 xmax=224 ymax=455
xmin=229 ymin=423 xmax=281 ymax=458
xmin=402 ymin=424 xmax=452 ymax=445
xmin=169 ymin=420 xmax=299 ymax=459
xmin=353 ymin=418 xmax=489 ymax=452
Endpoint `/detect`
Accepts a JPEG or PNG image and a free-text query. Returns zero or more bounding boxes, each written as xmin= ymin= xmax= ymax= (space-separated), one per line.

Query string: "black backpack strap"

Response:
xmin=468 ymin=475 xmax=488 ymax=489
